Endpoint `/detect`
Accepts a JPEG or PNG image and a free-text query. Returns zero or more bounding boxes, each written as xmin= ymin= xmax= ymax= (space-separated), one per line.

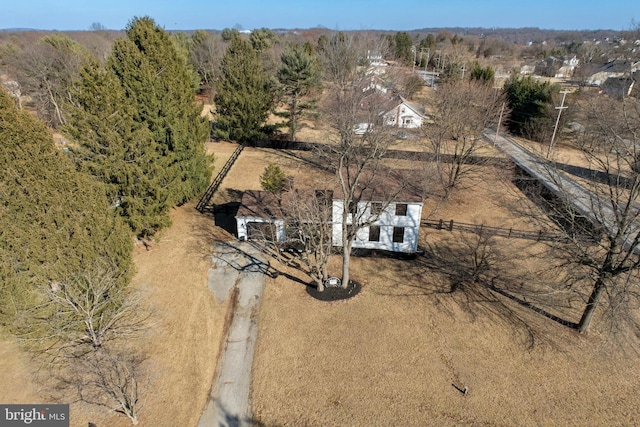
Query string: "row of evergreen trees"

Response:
xmin=66 ymin=17 xmax=212 ymax=237
xmin=1 ymin=17 xmax=211 ymax=325
xmin=213 ymin=31 xmax=321 ymax=142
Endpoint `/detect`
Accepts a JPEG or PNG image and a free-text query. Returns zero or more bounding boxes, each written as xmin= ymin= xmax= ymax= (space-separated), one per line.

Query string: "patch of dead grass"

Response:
xmin=251 ymin=158 xmax=640 ymax=426
xmin=0 ymin=203 xmax=227 ymax=427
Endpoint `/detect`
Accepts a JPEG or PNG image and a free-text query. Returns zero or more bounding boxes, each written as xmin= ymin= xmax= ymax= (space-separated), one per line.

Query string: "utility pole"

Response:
xmin=495 ymin=102 xmax=505 ymax=143
xmin=548 ymin=90 xmax=570 ymax=158
xmin=412 ymin=46 xmax=416 ymax=73
xmin=420 ymin=47 xmax=430 ymax=72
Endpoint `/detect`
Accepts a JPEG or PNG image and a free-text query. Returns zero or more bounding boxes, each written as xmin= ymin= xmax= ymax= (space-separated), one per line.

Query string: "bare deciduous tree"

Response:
xmin=281 ymin=189 xmax=335 ymax=292
xmin=522 ymin=93 xmax=640 ymax=335
xmin=318 ymin=32 xmax=406 ymax=287
xmin=7 ymin=34 xmax=88 ymax=127
xmin=189 ymin=30 xmax=222 ymax=95
xmin=68 ymin=348 xmax=145 ymax=425
xmin=19 ymin=264 xmax=148 ymax=364
xmin=425 ymin=79 xmax=506 ymax=199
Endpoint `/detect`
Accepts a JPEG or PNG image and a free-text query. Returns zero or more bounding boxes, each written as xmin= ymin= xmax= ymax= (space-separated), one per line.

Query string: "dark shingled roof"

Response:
xmin=237 ymin=168 xmax=424 ymax=221
xmin=237 ymin=189 xmax=335 ymax=220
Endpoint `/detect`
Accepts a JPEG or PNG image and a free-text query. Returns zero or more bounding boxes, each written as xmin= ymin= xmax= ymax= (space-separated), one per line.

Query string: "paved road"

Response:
xmin=483 ymin=129 xmax=640 ymax=254
xmin=198 ymin=241 xmax=270 ymax=427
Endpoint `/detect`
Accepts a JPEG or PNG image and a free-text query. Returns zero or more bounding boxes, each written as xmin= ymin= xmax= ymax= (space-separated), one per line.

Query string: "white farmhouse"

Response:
xmin=382 ymin=96 xmax=427 ymax=129
xmin=236 ymin=174 xmax=424 ymax=254
xmin=331 ymin=194 xmax=423 ymax=254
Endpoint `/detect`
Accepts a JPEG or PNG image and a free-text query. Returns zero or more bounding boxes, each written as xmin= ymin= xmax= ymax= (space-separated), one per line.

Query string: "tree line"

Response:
xmin=1 ymin=16 xmax=211 ymax=424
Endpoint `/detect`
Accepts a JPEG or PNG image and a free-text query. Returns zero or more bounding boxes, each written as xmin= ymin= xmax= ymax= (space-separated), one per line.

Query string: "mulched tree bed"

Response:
xmin=306 ymin=280 xmax=361 ymax=301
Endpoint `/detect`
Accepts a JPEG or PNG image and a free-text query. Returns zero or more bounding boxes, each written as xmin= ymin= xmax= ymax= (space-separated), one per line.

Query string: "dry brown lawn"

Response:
xmin=0 ymin=202 xmax=229 ymax=427
xmin=251 ymin=151 xmax=640 ymax=426
xmin=2 ymin=132 xmax=639 ymax=426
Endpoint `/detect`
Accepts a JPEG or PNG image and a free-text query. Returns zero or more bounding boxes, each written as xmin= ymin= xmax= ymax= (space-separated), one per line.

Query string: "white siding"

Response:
xmin=236 ymin=217 xmax=286 ymax=242
xmin=332 ymin=200 xmax=423 ymax=253
xmin=383 ymin=103 xmax=424 ymax=129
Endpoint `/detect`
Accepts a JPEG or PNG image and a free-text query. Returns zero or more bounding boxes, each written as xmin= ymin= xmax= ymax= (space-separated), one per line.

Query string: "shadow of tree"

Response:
xmin=555 ymin=161 xmax=634 ymax=189
xmin=374 ymin=230 xmax=581 ymax=349
xmin=208 ymin=399 xmax=283 ymax=427
xmin=211 ymin=241 xmax=277 ymax=277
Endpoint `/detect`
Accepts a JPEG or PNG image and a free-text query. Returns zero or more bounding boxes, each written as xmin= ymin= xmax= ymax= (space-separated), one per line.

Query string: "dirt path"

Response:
xmin=198 ymin=242 xmax=270 ymax=427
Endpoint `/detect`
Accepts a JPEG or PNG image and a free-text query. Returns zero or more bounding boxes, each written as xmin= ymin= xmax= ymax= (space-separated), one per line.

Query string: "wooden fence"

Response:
xmin=196 ymin=144 xmax=244 ymax=213
xmin=422 ymin=219 xmax=570 ymax=243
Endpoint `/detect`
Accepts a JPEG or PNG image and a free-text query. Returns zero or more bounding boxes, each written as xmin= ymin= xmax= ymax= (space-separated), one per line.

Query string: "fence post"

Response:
xmin=449 ymin=219 xmax=454 ymax=232
xmin=537 ymin=230 xmax=542 ymax=241
xmin=438 ymin=219 xmax=443 ymax=230
xmin=508 ymin=228 xmax=512 ymax=238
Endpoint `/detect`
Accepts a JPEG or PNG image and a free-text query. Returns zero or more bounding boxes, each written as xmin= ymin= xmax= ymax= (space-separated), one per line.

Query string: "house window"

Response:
xmin=393 ymin=227 xmax=405 ymax=243
xmin=370 ymin=202 xmax=383 ymax=215
xmin=404 ymin=118 xmax=413 ymax=126
xmin=369 ymin=225 xmax=381 ymax=242
xmin=395 ymin=203 xmax=408 ymax=216
xmin=348 ymin=200 xmax=358 ymax=214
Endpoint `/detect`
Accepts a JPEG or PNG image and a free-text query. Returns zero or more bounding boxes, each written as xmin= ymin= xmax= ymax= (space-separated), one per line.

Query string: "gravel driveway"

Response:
xmin=198 ymin=241 xmax=270 ymax=427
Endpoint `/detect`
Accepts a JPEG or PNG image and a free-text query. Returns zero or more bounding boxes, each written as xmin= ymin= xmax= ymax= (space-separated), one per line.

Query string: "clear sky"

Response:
xmin=2 ymin=0 xmax=638 ymax=32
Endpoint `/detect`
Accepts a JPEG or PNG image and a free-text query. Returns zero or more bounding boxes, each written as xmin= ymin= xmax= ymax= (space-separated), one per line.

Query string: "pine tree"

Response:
xmin=503 ymin=73 xmax=556 ymax=141
xmin=65 ymin=17 xmax=212 ymax=236
xmin=278 ymin=43 xmax=320 ymax=141
xmin=260 ymin=164 xmax=287 ymax=194
xmin=110 ymin=16 xmax=211 ymax=207
xmin=0 ymin=88 xmax=132 ymax=324
xmin=214 ymin=35 xmax=275 ymax=142
xmin=65 ymin=61 xmax=171 ymax=237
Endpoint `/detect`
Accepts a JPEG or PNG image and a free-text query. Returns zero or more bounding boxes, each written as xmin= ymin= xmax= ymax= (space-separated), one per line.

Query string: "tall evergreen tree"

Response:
xmin=503 ymin=73 xmax=556 ymax=141
xmin=65 ymin=17 xmax=211 ymax=236
xmin=65 ymin=61 xmax=171 ymax=237
xmin=278 ymin=43 xmax=320 ymax=141
xmin=392 ymin=32 xmax=413 ymax=65
xmin=0 ymin=88 xmax=132 ymax=324
xmin=214 ymin=35 xmax=275 ymax=142
xmin=469 ymin=62 xmax=495 ymax=84
xmin=110 ymin=16 xmax=211 ymax=207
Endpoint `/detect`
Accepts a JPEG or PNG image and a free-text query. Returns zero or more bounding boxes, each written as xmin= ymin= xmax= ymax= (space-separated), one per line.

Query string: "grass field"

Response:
xmin=249 ymin=147 xmax=640 ymax=426
xmin=2 ymin=134 xmax=639 ymax=426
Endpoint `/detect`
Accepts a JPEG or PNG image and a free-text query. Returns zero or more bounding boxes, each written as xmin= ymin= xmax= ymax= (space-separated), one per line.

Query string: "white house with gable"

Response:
xmin=331 ymin=198 xmax=423 ymax=254
xmin=236 ymin=172 xmax=424 ymax=254
xmin=382 ymin=96 xmax=426 ymax=129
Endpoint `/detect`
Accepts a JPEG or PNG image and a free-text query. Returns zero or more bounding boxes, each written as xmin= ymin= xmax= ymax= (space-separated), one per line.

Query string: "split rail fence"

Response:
xmin=423 ymin=219 xmax=571 ymax=243
xmin=196 ymin=144 xmax=244 ymax=213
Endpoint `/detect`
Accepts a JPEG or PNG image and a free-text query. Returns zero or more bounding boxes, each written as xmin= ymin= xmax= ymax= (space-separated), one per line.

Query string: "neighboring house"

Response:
xmin=367 ymin=50 xmax=387 ymax=67
xmin=366 ymin=50 xmax=388 ymax=76
xmin=555 ymin=56 xmax=580 ymax=78
xmin=521 ymin=56 xmax=579 ymax=78
xmin=363 ymin=76 xmax=388 ymax=94
xmin=235 ymin=173 xmax=424 ymax=254
xmin=602 ymin=75 xmax=638 ymax=97
xmin=520 ymin=64 xmax=536 ymax=75
xmin=581 ymin=61 xmax=630 ymax=86
xmin=382 ymin=95 xmax=427 ymax=129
